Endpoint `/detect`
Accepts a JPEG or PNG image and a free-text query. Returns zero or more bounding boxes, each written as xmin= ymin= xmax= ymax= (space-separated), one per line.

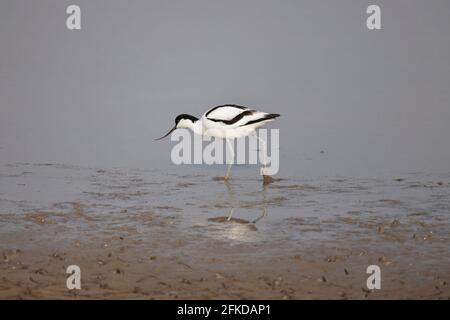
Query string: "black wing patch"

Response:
xmin=239 ymin=113 xmax=280 ymax=127
xmin=207 ymin=106 xmax=256 ymax=125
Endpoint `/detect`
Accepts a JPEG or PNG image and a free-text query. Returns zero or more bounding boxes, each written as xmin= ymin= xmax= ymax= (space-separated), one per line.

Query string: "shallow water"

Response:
xmin=1 ymin=162 xmax=449 ymax=244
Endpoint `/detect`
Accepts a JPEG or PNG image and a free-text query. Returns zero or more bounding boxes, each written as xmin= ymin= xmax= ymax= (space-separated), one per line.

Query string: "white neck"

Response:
xmin=189 ymin=120 xmax=203 ymax=136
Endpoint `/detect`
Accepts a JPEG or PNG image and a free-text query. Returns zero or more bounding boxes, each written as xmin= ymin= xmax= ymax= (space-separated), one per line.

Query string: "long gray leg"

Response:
xmin=225 ymin=139 xmax=234 ymax=180
xmin=256 ymin=135 xmax=267 ymax=175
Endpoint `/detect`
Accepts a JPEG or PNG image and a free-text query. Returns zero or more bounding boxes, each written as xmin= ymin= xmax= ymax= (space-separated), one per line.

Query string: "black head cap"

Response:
xmin=175 ymin=114 xmax=199 ymax=124
xmin=155 ymin=114 xmax=199 ymax=141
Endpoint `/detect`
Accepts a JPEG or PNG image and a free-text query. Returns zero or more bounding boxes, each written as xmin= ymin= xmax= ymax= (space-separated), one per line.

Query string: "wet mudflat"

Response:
xmin=0 ymin=163 xmax=449 ymax=299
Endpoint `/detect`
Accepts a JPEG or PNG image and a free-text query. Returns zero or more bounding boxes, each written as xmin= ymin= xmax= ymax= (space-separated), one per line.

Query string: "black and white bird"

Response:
xmin=155 ymin=104 xmax=280 ymax=180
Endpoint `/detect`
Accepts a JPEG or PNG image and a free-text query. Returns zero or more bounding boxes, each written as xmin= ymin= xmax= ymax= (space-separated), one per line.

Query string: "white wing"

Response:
xmin=204 ymin=105 xmax=249 ymax=122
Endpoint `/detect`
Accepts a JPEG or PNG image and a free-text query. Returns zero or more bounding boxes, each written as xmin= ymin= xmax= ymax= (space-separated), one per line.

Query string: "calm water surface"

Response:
xmin=1 ymin=162 xmax=449 ymax=246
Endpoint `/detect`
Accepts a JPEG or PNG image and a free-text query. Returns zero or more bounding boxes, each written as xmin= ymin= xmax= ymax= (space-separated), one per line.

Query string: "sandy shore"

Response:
xmin=1 ymin=203 xmax=449 ymax=299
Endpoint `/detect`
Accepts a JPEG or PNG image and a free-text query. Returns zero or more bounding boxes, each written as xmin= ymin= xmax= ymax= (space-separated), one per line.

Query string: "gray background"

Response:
xmin=1 ymin=0 xmax=449 ymax=177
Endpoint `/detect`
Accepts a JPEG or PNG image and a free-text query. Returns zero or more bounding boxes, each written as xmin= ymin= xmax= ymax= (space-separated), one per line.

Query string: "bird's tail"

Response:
xmin=266 ymin=113 xmax=280 ymax=120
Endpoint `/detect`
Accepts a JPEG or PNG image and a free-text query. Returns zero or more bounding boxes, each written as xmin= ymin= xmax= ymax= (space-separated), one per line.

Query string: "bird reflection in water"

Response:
xmin=208 ymin=180 xmax=270 ymax=240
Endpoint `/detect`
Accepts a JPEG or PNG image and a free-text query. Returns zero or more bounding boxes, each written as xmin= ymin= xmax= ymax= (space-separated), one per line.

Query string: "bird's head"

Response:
xmin=175 ymin=114 xmax=198 ymax=129
xmin=155 ymin=114 xmax=199 ymax=140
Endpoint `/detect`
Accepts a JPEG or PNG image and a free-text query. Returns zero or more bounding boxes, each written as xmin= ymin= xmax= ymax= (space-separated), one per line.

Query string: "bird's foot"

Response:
xmin=213 ymin=176 xmax=230 ymax=181
xmin=261 ymin=167 xmax=274 ymax=185
xmin=262 ymin=175 xmax=275 ymax=185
